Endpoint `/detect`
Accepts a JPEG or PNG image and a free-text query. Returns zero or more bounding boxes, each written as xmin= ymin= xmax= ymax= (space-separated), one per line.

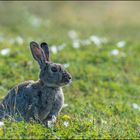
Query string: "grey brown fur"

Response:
xmin=0 ymin=41 xmax=71 ymax=126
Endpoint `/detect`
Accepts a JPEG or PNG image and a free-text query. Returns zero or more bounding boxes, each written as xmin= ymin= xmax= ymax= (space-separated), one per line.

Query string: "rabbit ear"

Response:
xmin=40 ymin=42 xmax=50 ymax=61
xmin=30 ymin=41 xmax=46 ymax=67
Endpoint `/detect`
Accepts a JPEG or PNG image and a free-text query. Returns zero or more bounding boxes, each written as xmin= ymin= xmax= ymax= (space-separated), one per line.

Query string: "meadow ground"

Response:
xmin=0 ymin=1 xmax=140 ymax=139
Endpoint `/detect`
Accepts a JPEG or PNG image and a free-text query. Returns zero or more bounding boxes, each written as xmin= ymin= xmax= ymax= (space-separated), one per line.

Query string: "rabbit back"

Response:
xmin=0 ymin=80 xmax=36 ymax=120
xmin=0 ymin=80 xmax=64 ymax=122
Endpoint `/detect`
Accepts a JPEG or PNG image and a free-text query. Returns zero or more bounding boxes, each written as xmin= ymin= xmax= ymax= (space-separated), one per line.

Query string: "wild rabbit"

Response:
xmin=0 ymin=41 xmax=72 ymax=126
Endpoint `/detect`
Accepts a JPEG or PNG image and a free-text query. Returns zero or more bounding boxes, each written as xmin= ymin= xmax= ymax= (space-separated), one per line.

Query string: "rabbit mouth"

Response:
xmin=61 ymin=73 xmax=72 ymax=84
xmin=64 ymin=78 xmax=71 ymax=84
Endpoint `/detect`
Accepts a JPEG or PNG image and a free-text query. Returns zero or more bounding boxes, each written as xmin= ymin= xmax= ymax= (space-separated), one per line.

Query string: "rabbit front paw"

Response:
xmin=44 ymin=115 xmax=57 ymax=128
xmin=47 ymin=114 xmax=57 ymax=122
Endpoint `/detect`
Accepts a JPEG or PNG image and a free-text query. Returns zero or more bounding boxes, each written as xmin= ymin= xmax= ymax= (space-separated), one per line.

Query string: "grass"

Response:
xmin=0 ymin=1 xmax=140 ymax=139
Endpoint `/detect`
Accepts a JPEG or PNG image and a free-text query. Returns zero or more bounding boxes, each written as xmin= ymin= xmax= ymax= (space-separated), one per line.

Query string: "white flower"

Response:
xmin=90 ymin=35 xmax=108 ymax=46
xmin=72 ymin=40 xmax=80 ymax=48
xmin=80 ymin=39 xmax=91 ymax=46
xmin=90 ymin=35 xmax=101 ymax=46
xmin=58 ymin=43 xmax=66 ymax=51
xmin=68 ymin=30 xmax=78 ymax=40
xmin=117 ymin=41 xmax=126 ymax=48
xmin=50 ymin=44 xmax=66 ymax=54
xmin=110 ymin=49 xmax=119 ymax=56
xmin=0 ymin=121 xmax=4 ymax=127
xmin=63 ymin=121 xmax=69 ymax=127
xmin=63 ymin=63 xmax=69 ymax=68
xmin=89 ymin=118 xmax=93 ymax=122
xmin=101 ymin=119 xmax=107 ymax=124
xmin=132 ymin=103 xmax=140 ymax=110
xmin=16 ymin=36 xmax=24 ymax=45
xmin=0 ymin=48 xmax=10 ymax=56
xmin=63 ymin=104 xmax=68 ymax=108
xmin=50 ymin=46 xmax=58 ymax=54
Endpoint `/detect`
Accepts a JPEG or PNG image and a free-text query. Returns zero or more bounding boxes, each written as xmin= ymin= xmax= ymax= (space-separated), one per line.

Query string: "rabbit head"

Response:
xmin=30 ymin=41 xmax=72 ymax=87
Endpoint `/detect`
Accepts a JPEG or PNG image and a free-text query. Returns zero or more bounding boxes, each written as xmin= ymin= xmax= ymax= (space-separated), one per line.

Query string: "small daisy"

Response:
xmin=58 ymin=43 xmax=66 ymax=51
xmin=72 ymin=40 xmax=80 ymax=48
xmin=90 ymin=35 xmax=101 ymax=46
xmin=101 ymin=119 xmax=107 ymax=124
xmin=90 ymin=35 xmax=108 ymax=46
xmin=63 ymin=63 xmax=70 ymax=68
xmin=80 ymin=39 xmax=92 ymax=46
xmin=16 ymin=36 xmax=24 ymax=45
xmin=0 ymin=48 xmax=10 ymax=56
xmin=63 ymin=103 xmax=68 ymax=108
xmin=50 ymin=46 xmax=58 ymax=54
xmin=117 ymin=41 xmax=126 ymax=48
xmin=0 ymin=121 xmax=4 ymax=127
xmin=68 ymin=30 xmax=78 ymax=40
xmin=132 ymin=103 xmax=140 ymax=110
xmin=110 ymin=49 xmax=119 ymax=56
xmin=63 ymin=121 xmax=69 ymax=127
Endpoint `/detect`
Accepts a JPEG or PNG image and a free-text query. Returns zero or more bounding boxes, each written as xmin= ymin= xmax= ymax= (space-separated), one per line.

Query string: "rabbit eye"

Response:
xmin=51 ymin=66 xmax=57 ymax=72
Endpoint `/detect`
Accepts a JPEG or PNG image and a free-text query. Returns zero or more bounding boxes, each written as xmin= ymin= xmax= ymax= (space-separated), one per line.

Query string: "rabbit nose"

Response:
xmin=68 ymin=75 xmax=72 ymax=80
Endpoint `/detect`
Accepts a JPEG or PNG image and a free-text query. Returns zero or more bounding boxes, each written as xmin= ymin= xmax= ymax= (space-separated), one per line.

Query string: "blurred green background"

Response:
xmin=0 ymin=1 xmax=140 ymax=139
xmin=0 ymin=1 xmax=140 ymax=40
